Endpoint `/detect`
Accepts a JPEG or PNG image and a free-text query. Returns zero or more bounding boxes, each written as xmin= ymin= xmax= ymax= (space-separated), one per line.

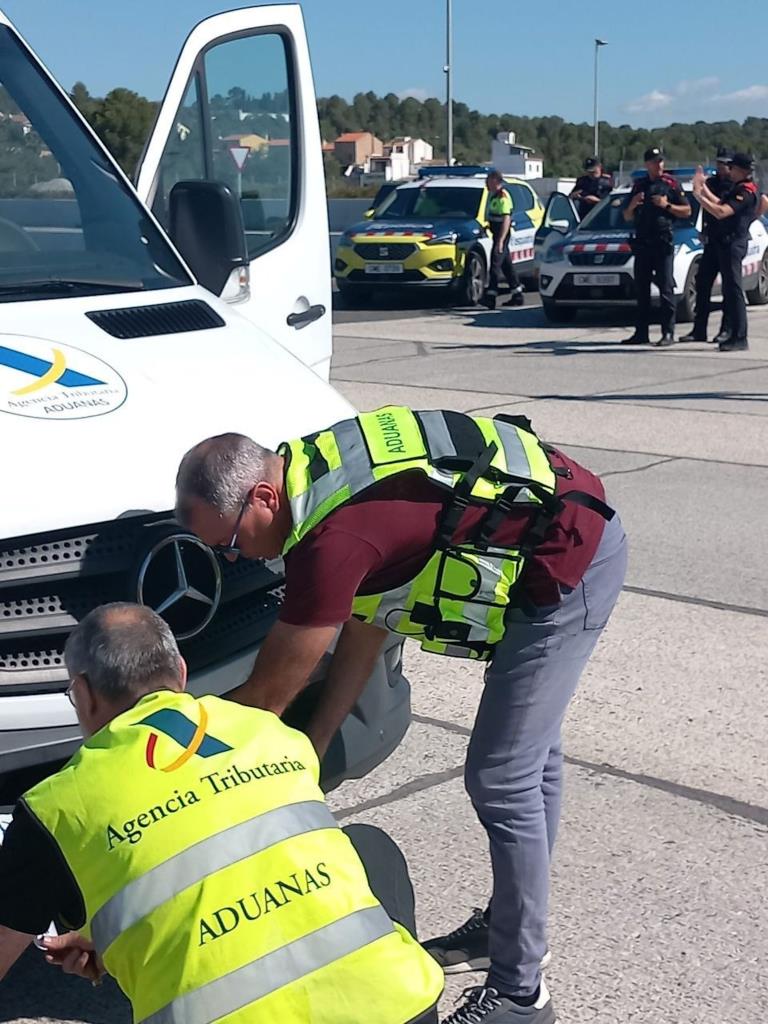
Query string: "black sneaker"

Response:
xmin=650 ymin=332 xmax=676 ymax=347
xmin=713 ymin=329 xmax=731 ymax=344
xmin=679 ymin=330 xmax=707 ymax=342
xmin=423 ymin=908 xmax=552 ymax=976
xmin=440 ymin=984 xmax=557 ymax=1024
xmin=424 ymin=907 xmax=491 ymax=973
xmin=482 ymin=294 xmax=497 ymax=310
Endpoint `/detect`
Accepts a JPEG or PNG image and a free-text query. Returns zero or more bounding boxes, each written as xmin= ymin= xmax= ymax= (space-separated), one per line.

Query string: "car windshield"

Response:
xmin=0 ymin=25 xmax=191 ymax=303
xmin=579 ymin=188 xmax=699 ymax=232
xmin=375 ymin=185 xmax=481 ymax=220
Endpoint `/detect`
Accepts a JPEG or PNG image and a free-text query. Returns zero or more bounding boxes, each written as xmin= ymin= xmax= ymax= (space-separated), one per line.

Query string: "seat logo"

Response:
xmin=138 ymin=705 xmax=232 ymax=772
xmin=0 ymin=335 xmax=126 ymax=420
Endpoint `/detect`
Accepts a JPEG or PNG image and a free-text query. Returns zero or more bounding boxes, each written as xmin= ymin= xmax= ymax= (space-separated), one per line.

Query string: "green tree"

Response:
xmin=88 ymin=88 xmax=157 ymax=176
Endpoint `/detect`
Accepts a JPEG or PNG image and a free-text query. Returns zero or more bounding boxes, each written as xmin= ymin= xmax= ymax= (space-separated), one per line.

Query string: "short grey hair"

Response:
xmin=175 ymin=433 xmax=278 ymax=519
xmin=64 ymin=603 xmax=182 ymax=702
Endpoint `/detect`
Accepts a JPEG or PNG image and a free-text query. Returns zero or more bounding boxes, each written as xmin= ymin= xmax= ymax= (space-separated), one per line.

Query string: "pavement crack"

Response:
xmin=333 ymin=764 xmax=464 ymax=820
xmin=621 ymin=584 xmax=768 ymax=618
xmin=600 ymin=457 xmax=678 ymax=478
xmin=405 ymin=714 xmax=768 ymax=827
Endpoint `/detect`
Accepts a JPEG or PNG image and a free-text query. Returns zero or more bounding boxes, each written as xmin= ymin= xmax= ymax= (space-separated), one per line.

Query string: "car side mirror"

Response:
xmin=548 ymin=219 xmax=571 ymax=233
xmin=169 ymin=180 xmax=248 ymax=295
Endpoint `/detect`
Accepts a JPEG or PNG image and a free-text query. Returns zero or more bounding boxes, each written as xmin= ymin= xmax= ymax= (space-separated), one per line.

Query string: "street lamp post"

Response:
xmin=593 ymin=38 xmax=607 ymax=157
xmin=445 ymin=0 xmax=453 ymax=165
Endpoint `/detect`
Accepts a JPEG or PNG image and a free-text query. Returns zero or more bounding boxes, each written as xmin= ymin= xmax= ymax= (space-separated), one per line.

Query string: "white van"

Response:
xmin=0 ymin=6 xmax=409 ymax=790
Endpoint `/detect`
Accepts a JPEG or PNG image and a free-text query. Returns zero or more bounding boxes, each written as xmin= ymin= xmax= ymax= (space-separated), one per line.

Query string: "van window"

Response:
xmin=151 ymin=32 xmax=296 ymax=261
xmin=0 ymin=26 xmax=190 ymax=302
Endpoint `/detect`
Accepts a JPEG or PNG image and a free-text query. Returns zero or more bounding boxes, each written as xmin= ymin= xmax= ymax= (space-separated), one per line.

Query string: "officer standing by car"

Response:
xmin=680 ymin=147 xmax=733 ymax=343
xmin=483 ymin=169 xmax=524 ymax=310
xmin=622 ymin=147 xmax=691 ymax=346
xmin=693 ymin=152 xmax=758 ymax=351
xmin=570 ymin=157 xmax=613 ymax=220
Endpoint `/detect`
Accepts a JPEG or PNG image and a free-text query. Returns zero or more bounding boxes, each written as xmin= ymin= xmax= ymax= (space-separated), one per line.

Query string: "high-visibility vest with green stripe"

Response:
xmin=280 ymin=406 xmax=610 ymax=661
xmin=23 ymin=691 xmax=443 ymax=1024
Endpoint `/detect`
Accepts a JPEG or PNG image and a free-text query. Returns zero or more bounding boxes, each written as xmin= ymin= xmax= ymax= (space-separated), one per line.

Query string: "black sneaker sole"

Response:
xmin=433 ymin=950 xmax=552 ymax=976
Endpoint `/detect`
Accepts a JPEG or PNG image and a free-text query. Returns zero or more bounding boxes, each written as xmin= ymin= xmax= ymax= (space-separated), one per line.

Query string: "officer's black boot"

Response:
xmin=620 ymin=333 xmax=649 ymax=344
xmin=653 ymin=332 xmax=676 ymax=347
xmin=680 ymin=326 xmax=707 ymax=342
xmin=718 ymin=337 xmax=749 ymax=351
xmin=482 ymin=293 xmax=497 ymax=310
xmin=713 ymin=328 xmax=731 ymax=344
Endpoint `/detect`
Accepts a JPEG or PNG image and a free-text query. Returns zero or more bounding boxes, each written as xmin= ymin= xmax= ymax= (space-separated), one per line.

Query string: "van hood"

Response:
xmin=0 ymin=287 xmax=354 ymax=540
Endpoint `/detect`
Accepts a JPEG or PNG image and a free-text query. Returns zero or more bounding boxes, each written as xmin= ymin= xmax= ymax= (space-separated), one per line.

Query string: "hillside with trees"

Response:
xmin=2 ymin=81 xmax=767 ymax=195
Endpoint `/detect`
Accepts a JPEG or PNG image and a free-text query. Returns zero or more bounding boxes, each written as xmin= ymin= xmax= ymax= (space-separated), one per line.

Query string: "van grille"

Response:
xmin=0 ymin=516 xmax=282 ymax=696
xmin=86 ymin=300 xmax=225 ymax=339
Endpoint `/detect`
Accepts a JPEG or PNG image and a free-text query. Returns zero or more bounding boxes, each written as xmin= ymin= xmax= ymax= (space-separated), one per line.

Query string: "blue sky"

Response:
xmin=2 ymin=0 xmax=766 ymax=128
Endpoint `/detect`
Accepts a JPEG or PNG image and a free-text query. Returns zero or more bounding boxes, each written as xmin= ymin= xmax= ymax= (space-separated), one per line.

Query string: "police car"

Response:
xmin=536 ymin=170 xmax=768 ymax=323
xmin=335 ymin=169 xmax=544 ymax=305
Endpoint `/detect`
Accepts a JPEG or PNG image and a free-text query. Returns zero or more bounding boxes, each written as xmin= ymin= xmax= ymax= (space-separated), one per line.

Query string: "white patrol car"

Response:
xmin=535 ymin=176 xmax=768 ymax=323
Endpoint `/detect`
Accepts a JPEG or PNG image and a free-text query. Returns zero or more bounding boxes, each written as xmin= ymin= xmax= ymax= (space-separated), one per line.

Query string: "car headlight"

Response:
xmin=424 ymin=232 xmax=457 ymax=246
xmin=541 ymin=243 xmax=567 ymax=264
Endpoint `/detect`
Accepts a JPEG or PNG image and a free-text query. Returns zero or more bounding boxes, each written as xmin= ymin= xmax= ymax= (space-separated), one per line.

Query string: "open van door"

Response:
xmin=534 ymin=191 xmax=579 ymax=263
xmin=136 ymin=6 xmax=332 ymax=378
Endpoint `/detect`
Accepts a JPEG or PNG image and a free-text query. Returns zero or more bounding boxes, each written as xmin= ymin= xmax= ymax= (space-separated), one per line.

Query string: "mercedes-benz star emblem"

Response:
xmin=137 ymin=533 xmax=222 ymax=640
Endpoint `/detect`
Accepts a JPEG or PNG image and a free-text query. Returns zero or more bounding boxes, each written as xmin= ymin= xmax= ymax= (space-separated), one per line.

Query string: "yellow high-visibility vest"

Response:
xmin=25 ymin=691 xmax=443 ymax=1023
xmin=280 ymin=406 xmax=612 ymax=660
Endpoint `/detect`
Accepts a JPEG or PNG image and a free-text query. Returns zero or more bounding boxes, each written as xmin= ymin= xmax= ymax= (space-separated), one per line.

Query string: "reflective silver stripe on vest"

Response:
xmin=333 ymin=417 xmax=376 ymax=496
xmin=289 ymin=464 xmax=348 ymax=528
xmin=140 ymin=905 xmax=394 ymax=1024
xmin=91 ymin=800 xmax=336 ymax=954
xmin=495 ymin=423 xmax=532 ymax=481
xmin=417 ymin=411 xmax=457 ymax=462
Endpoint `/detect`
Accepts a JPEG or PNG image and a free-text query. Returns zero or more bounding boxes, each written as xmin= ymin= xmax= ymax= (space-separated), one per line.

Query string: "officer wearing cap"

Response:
xmin=694 ymin=152 xmax=758 ymax=351
xmin=622 ymin=147 xmax=691 ymax=346
xmin=570 ymin=157 xmax=613 ymax=219
xmin=680 ymin=147 xmax=733 ymax=344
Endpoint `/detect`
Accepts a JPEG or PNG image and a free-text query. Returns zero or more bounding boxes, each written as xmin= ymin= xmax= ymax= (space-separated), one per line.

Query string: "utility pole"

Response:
xmin=593 ymin=38 xmax=607 ymax=157
xmin=445 ymin=0 xmax=453 ymax=165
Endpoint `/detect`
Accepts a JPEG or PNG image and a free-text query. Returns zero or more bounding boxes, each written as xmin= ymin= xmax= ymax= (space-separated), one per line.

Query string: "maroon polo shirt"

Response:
xmin=280 ymin=447 xmax=607 ymax=628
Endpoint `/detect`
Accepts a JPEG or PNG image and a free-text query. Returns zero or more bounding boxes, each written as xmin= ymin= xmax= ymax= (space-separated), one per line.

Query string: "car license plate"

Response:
xmin=574 ymin=273 xmax=619 ymax=286
xmin=365 ymin=263 xmax=404 ymax=274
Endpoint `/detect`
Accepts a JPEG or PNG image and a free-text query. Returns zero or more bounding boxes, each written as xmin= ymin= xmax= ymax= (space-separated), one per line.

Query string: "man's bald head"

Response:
xmin=175 ymin=433 xmax=281 ymax=523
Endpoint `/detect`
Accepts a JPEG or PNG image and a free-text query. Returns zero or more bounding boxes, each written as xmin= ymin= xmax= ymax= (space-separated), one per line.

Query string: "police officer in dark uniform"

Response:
xmin=694 ymin=152 xmax=758 ymax=351
xmin=483 ymin=169 xmax=524 ymax=310
xmin=622 ymin=147 xmax=691 ymax=346
xmin=570 ymin=157 xmax=613 ymax=219
xmin=680 ymin=147 xmax=733 ymax=343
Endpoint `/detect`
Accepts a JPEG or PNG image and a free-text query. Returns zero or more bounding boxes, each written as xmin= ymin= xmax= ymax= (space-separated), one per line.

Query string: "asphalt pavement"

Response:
xmin=3 ymin=297 xmax=767 ymax=1023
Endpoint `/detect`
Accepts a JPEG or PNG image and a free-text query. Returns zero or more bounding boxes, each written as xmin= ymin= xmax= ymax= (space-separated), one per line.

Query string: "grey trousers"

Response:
xmin=464 ymin=513 xmax=628 ymax=997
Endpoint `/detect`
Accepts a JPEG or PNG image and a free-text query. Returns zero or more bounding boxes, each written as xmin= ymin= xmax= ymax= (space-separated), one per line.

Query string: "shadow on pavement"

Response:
xmin=0 ymin=945 xmax=130 ymax=1023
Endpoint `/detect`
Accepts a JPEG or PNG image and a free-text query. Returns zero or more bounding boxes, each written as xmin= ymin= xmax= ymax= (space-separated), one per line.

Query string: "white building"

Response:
xmin=490 ymin=131 xmax=543 ymax=179
xmin=387 ymin=136 xmax=434 ymax=172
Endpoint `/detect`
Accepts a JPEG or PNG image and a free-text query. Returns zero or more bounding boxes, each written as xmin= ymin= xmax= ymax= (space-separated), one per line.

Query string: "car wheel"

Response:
xmin=457 ymin=250 xmax=486 ymax=306
xmin=747 ymin=251 xmax=768 ymax=305
xmin=542 ymin=298 xmax=576 ymax=323
xmin=336 ymin=282 xmax=374 ymax=308
xmin=676 ymin=261 xmax=699 ymax=323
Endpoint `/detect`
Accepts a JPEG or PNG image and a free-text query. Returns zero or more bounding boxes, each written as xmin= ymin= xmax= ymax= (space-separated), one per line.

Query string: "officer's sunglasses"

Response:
xmin=213 ymin=496 xmax=249 ymax=558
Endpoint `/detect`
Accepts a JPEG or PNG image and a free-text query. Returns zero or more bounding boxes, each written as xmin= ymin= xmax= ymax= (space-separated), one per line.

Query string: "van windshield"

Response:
xmin=0 ymin=26 xmax=191 ymax=302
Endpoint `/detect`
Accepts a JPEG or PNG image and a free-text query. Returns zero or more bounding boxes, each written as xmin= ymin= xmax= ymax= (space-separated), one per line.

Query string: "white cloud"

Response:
xmin=711 ymin=83 xmax=768 ymax=103
xmin=397 ymin=87 xmax=429 ymax=102
xmin=626 ymin=89 xmax=673 ymax=113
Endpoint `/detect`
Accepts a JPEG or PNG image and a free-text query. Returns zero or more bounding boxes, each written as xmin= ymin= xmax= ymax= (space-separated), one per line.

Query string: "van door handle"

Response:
xmin=287 ymin=304 xmax=326 ymax=329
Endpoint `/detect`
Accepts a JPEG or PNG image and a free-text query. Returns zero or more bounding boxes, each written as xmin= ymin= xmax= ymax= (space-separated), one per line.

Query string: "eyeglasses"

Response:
xmin=212 ymin=496 xmax=249 ymax=558
xmin=65 ymin=678 xmax=77 ymax=707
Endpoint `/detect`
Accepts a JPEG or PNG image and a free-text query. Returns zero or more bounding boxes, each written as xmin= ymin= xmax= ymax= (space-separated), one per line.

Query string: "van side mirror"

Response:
xmin=169 ymin=180 xmax=248 ymax=295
